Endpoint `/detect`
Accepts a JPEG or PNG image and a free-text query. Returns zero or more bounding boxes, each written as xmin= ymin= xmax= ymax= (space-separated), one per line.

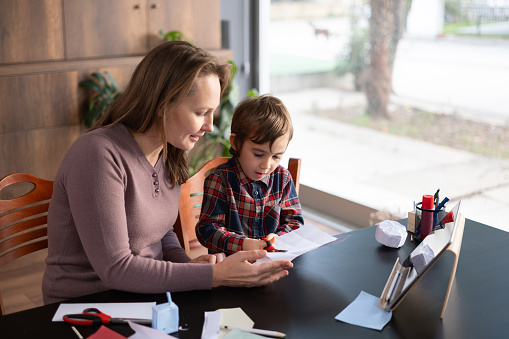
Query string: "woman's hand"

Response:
xmin=211 ymin=250 xmax=293 ymax=288
xmin=189 ymin=253 xmax=225 ymax=264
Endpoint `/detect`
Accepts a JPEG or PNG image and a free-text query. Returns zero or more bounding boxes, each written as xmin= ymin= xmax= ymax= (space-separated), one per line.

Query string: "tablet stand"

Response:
xmin=439 ymin=213 xmax=465 ymax=318
xmin=380 ymin=213 xmax=465 ymax=318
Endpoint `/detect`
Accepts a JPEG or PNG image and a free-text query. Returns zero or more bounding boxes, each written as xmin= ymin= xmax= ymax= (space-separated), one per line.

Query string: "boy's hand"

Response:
xmin=241 ymin=234 xmax=278 ymax=251
xmin=242 ymin=238 xmax=267 ymax=251
xmin=265 ymin=233 xmax=278 ymax=243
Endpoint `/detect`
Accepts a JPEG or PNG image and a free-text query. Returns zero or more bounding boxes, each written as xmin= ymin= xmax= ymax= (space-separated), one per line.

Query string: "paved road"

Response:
xmin=393 ymin=37 xmax=509 ymax=125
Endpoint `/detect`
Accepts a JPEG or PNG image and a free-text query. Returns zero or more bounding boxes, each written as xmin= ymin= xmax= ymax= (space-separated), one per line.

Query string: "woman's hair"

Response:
xmin=94 ymin=41 xmax=232 ymax=186
xmin=230 ymin=94 xmax=293 ymax=156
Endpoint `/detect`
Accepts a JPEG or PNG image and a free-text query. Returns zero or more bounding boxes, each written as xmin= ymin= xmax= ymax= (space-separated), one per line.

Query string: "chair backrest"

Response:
xmin=287 ymin=158 xmax=301 ymax=196
xmin=0 ymin=173 xmax=53 ymax=316
xmin=174 ymin=157 xmax=302 ymax=256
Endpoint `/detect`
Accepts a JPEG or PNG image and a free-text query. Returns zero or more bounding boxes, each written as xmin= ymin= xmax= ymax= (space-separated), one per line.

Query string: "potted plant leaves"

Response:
xmin=79 ymin=71 xmax=121 ymax=128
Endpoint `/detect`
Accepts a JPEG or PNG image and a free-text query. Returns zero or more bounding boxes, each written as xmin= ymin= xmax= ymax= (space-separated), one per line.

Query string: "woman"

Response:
xmin=42 ymin=41 xmax=293 ymax=304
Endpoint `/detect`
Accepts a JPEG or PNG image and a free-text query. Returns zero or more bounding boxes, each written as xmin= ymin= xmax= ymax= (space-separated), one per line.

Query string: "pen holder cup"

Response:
xmin=414 ymin=202 xmax=446 ymax=241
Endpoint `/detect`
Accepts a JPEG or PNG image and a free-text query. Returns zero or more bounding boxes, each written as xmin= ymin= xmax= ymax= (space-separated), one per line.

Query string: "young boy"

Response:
xmin=195 ymin=94 xmax=304 ymax=255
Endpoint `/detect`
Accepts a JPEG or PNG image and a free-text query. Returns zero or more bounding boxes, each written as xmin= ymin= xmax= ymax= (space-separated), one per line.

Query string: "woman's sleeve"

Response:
xmin=64 ymin=135 xmax=212 ymax=293
xmin=162 ymin=230 xmax=191 ymax=263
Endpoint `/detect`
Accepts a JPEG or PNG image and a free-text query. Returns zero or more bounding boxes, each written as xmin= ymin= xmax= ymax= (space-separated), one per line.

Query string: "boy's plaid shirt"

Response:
xmin=195 ymin=157 xmax=303 ymax=254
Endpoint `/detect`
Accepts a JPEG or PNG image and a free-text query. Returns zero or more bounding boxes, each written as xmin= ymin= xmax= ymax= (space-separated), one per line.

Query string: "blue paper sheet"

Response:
xmin=335 ymin=291 xmax=392 ymax=331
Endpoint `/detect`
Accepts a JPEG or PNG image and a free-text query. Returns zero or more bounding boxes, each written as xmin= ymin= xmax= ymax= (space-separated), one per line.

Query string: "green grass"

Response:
xmin=270 ymin=53 xmax=339 ymax=76
xmin=444 ymin=22 xmax=474 ymax=34
xmin=444 ymin=21 xmax=509 ymax=38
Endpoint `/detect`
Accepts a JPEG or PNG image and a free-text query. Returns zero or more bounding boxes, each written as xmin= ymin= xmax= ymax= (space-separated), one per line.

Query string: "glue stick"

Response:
xmin=420 ymin=195 xmax=434 ymax=240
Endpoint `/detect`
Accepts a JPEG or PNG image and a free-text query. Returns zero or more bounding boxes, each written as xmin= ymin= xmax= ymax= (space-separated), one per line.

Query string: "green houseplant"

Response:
xmin=335 ymin=26 xmax=370 ymax=91
xmin=79 ymin=71 xmax=121 ymax=129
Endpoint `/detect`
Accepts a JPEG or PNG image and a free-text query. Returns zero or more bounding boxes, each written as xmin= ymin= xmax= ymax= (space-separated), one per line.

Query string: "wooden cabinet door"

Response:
xmin=64 ymin=0 xmax=148 ymax=59
xmin=148 ymin=0 xmax=221 ymax=50
xmin=0 ymin=72 xmax=79 ymax=133
xmin=0 ymin=0 xmax=64 ymax=63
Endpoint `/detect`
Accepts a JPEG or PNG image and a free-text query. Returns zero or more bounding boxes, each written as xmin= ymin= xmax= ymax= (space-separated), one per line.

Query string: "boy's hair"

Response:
xmin=230 ymin=94 xmax=293 ymax=156
xmin=93 ymin=41 xmax=232 ymax=186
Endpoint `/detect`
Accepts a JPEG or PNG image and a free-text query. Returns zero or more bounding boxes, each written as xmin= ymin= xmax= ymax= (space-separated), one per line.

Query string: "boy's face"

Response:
xmin=231 ymin=133 xmax=290 ymax=181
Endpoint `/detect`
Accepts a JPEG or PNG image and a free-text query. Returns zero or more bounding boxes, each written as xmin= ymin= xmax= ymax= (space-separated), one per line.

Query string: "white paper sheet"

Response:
xmin=128 ymin=321 xmax=178 ymax=339
xmin=335 ymin=291 xmax=392 ymax=331
xmin=52 ymin=302 xmax=155 ymax=322
xmin=255 ymin=224 xmax=337 ymax=264
xmin=201 ymin=311 xmax=222 ymax=339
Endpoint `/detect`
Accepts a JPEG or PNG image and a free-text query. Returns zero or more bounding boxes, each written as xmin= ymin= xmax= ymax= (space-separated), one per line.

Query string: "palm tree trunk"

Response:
xmin=389 ymin=0 xmax=413 ymax=82
xmin=365 ymin=0 xmax=394 ymax=119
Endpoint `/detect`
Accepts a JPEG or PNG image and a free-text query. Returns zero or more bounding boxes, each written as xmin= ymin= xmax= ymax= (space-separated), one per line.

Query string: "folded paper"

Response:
xmin=410 ymin=243 xmax=435 ymax=275
xmin=375 ymin=220 xmax=407 ymax=248
xmin=152 ymin=292 xmax=179 ymax=334
xmin=216 ymin=307 xmax=254 ymax=339
xmin=202 ymin=311 xmax=222 ymax=339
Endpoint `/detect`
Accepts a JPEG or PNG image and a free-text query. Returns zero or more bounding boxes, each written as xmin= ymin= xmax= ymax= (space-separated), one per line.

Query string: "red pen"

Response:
xmin=420 ymin=195 xmax=434 ymax=240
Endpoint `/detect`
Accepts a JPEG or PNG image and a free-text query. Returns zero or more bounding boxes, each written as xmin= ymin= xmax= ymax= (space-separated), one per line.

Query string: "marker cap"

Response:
xmin=422 ymin=195 xmax=434 ymax=209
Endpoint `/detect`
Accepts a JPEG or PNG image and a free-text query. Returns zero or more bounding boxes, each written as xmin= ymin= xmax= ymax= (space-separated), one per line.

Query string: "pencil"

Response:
xmin=71 ymin=325 xmax=84 ymax=339
xmin=221 ymin=325 xmax=286 ymax=338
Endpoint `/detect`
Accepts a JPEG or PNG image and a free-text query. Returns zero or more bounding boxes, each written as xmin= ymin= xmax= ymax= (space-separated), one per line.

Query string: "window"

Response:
xmin=265 ymin=0 xmax=509 ymax=232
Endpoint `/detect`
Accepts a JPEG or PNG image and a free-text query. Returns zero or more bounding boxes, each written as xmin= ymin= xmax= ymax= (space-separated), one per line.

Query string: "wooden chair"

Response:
xmin=0 ymin=173 xmax=53 ymax=316
xmin=174 ymin=157 xmax=302 ymax=256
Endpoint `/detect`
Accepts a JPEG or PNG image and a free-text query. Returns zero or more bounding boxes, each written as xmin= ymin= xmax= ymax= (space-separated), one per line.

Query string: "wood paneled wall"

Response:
xmin=0 ymin=0 xmax=64 ymax=64
xmin=0 ymin=0 xmax=231 ymax=184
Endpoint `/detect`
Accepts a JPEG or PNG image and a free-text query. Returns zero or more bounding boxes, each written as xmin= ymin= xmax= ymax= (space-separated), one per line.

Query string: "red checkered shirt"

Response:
xmin=195 ymin=157 xmax=303 ymax=254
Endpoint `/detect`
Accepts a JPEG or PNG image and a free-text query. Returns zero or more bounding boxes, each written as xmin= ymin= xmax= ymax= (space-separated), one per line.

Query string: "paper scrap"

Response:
xmin=88 ymin=325 xmax=127 ymax=339
xmin=255 ymin=224 xmax=337 ymax=264
xmin=52 ymin=302 xmax=155 ymax=322
xmin=410 ymin=243 xmax=435 ymax=275
xmin=202 ymin=311 xmax=222 ymax=339
xmin=335 ymin=291 xmax=392 ymax=331
xmin=128 ymin=321 xmax=178 ymax=339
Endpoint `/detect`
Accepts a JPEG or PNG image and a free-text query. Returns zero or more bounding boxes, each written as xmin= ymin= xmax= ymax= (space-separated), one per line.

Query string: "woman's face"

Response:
xmin=165 ymin=75 xmax=221 ymax=151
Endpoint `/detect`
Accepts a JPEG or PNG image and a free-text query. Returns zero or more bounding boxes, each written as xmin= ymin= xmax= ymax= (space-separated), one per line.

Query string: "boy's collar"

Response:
xmin=232 ymin=156 xmax=269 ymax=185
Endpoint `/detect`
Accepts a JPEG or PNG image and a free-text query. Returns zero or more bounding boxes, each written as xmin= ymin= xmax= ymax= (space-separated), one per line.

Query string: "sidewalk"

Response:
xmin=275 ymin=87 xmax=509 ymax=233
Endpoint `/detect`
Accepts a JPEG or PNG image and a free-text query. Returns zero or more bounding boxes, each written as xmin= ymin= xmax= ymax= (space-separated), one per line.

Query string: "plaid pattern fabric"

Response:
xmin=195 ymin=157 xmax=303 ymax=254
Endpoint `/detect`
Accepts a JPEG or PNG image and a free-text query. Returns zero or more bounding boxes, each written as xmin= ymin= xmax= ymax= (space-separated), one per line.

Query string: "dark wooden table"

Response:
xmin=1 ymin=218 xmax=507 ymax=338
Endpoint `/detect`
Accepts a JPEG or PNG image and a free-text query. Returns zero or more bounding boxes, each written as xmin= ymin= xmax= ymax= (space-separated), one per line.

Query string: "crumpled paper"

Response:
xmin=410 ymin=243 xmax=435 ymax=275
xmin=375 ymin=220 xmax=407 ymax=248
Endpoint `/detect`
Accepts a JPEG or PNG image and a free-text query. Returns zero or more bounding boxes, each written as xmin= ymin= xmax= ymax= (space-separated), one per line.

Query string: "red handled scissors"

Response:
xmin=63 ymin=308 xmax=152 ymax=326
xmin=261 ymin=237 xmax=287 ymax=252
